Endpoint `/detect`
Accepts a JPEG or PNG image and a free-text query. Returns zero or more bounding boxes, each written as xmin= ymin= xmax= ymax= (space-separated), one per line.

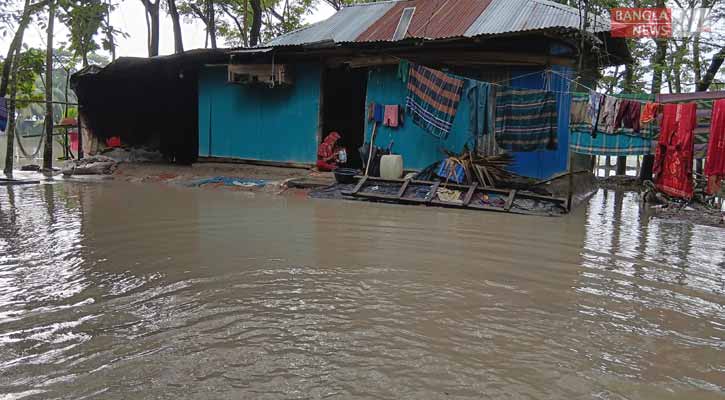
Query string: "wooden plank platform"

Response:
xmin=341 ymin=176 xmax=567 ymax=216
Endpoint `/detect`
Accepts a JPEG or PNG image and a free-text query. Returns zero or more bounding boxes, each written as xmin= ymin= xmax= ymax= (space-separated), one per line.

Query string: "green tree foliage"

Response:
xmin=57 ymin=0 xmax=123 ymax=66
xmin=178 ymin=0 xmax=318 ymax=48
xmin=319 ymin=0 xmax=378 ymax=11
xmin=566 ymin=0 xmax=724 ymax=94
xmin=58 ymin=0 xmax=104 ymax=66
xmin=0 ymin=47 xmax=45 ymax=104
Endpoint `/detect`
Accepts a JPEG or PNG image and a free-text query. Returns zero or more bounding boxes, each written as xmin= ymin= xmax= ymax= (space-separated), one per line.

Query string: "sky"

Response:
xmin=0 ymin=1 xmax=336 ymax=59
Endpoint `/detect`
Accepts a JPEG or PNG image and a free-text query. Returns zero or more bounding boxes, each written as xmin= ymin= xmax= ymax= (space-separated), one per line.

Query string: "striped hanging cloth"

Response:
xmin=495 ymin=87 xmax=558 ymax=152
xmin=405 ymin=64 xmax=464 ymax=140
xmin=568 ymin=92 xmax=655 ymax=156
xmin=569 ymin=131 xmax=654 ymax=156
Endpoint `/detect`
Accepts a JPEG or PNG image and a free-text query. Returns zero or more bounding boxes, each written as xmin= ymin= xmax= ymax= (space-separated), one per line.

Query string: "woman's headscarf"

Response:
xmin=318 ymin=131 xmax=341 ymax=159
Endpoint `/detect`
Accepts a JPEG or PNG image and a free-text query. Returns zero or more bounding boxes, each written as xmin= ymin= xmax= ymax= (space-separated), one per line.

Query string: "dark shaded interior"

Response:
xmin=71 ymin=50 xmax=228 ymax=164
xmin=321 ymin=66 xmax=368 ymax=169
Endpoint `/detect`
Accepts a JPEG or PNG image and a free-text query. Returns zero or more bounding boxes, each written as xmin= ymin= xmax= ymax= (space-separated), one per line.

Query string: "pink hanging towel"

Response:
xmin=384 ymin=105 xmax=399 ymax=128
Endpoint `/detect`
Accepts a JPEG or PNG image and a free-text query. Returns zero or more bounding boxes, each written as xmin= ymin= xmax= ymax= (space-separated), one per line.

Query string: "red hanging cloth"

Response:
xmin=704 ymin=99 xmax=725 ymax=195
xmin=655 ymin=103 xmax=697 ymax=199
xmin=653 ymin=104 xmax=677 ymax=177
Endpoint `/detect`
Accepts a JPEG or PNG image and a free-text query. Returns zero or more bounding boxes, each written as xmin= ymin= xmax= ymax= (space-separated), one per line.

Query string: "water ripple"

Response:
xmin=0 ymin=184 xmax=724 ymax=398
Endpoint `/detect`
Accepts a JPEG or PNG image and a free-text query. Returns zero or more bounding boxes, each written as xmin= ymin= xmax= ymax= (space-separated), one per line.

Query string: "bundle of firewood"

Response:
xmin=442 ymin=149 xmax=514 ymax=187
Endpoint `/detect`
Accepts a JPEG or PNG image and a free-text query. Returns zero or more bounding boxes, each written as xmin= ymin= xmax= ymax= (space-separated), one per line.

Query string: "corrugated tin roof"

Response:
xmin=357 ymin=0 xmax=493 ymax=42
xmin=264 ymin=0 xmax=611 ymax=47
xmin=265 ymin=1 xmax=397 ymax=46
xmin=466 ymin=0 xmax=610 ymax=36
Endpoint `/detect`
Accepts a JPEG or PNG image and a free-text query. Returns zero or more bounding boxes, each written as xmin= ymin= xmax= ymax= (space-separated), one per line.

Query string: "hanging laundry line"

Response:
xmin=547 ymin=69 xmax=598 ymax=94
xmin=389 ymin=58 xmax=622 ymax=97
xmin=489 ymin=70 xmax=549 ymax=86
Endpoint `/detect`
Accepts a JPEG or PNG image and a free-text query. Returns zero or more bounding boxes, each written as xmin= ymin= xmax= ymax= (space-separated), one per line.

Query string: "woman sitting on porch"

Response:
xmin=317 ymin=131 xmax=345 ymax=171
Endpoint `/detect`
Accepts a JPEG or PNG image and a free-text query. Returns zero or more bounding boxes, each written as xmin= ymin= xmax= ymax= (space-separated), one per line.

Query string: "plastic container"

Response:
xmin=380 ymin=154 xmax=403 ymax=179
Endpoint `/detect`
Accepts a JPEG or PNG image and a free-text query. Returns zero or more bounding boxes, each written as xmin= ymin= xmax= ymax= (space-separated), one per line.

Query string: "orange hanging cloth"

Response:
xmin=640 ymin=102 xmax=660 ymax=125
xmin=704 ymin=99 xmax=725 ymax=195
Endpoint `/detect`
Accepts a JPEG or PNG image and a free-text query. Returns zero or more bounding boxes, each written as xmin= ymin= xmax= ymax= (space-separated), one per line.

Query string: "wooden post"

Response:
xmin=41 ymin=0 xmax=55 ymax=171
xmin=616 ymin=155 xmax=627 ymax=175
xmin=567 ymin=148 xmax=574 ymax=210
xmin=636 ymin=155 xmax=641 ymax=176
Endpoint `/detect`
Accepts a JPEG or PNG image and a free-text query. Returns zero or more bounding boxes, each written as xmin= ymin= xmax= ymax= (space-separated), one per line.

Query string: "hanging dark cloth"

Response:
xmin=597 ymin=95 xmax=621 ymax=134
xmin=614 ymin=99 xmax=642 ymax=134
xmin=373 ymin=103 xmax=384 ymax=123
xmin=0 ymin=98 xmax=7 ymax=132
xmin=397 ymin=60 xmax=410 ymax=83
xmin=467 ymin=80 xmax=491 ymax=137
xmin=467 ymin=80 xmax=500 ymax=156
xmin=588 ymin=91 xmax=604 ymax=138
xmin=495 ymin=87 xmax=558 ymax=151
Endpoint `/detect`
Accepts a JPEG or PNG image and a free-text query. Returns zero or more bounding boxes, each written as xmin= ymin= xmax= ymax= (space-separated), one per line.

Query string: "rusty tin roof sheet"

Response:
xmin=466 ymin=0 xmax=610 ymax=36
xmin=265 ymin=0 xmax=611 ymax=47
xmin=265 ymin=1 xmax=397 ymax=46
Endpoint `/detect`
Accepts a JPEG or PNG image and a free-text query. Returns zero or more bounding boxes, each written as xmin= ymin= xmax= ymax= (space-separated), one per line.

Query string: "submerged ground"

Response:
xmin=1 ymin=180 xmax=724 ymax=399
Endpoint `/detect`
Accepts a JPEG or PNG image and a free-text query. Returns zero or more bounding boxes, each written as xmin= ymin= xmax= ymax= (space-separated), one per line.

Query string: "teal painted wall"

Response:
xmin=198 ymin=64 xmax=321 ymax=164
xmin=364 ymin=66 xmax=572 ymax=179
xmin=507 ymin=65 xmax=572 ymax=179
xmin=364 ymin=66 xmax=474 ymax=171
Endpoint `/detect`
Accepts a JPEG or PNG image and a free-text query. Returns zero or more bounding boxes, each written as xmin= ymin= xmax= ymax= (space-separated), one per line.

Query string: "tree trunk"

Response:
xmin=250 ymin=0 xmax=262 ymax=46
xmin=150 ymin=2 xmax=160 ymax=56
xmin=0 ymin=0 xmax=33 ymax=98
xmin=243 ymin=0 xmax=248 ymax=47
xmin=693 ymin=36 xmax=701 ymax=86
xmin=42 ymin=0 xmax=55 ymax=171
xmin=141 ymin=0 xmax=160 ymax=57
xmin=106 ymin=2 xmax=116 ymax=61
xmin=651 ymin=40 xmax=667 ymax=94
xmin=697 ymin=46 xmax=725 ymax=92
xmin=3 ymin=46 xmax=22 ymax=175
xmin=167 ymin=0 xmax=184 ymax=53
xmin=207 ymin=0 xmax=217 ymax=48
xmin=221 ymin=4 xmax=245 ymax=47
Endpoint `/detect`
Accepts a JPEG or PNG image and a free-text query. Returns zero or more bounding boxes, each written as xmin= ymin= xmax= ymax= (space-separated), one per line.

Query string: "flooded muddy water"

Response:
xmin=1 ymin=181 xmax=724 ymax=399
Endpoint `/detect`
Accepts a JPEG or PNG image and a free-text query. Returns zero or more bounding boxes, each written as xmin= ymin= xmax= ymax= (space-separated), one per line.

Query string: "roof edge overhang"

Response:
xmin=238 ymin=29 xmax=629 ymax=68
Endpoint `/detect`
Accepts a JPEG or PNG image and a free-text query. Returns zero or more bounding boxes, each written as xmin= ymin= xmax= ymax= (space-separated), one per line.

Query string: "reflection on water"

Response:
xmin=0 ymin=182 xmax=724 ymax=399
xmin=0 ymin=135 xmax=66 ymax=170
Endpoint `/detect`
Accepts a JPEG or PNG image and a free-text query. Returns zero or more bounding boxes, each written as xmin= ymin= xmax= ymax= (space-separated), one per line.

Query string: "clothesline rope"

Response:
xmin=489 ymin=70 xmax=546 ymax=86
xmin=393 ymin=58 xmax=716 ymax=106
xmin=548 ymin=69 xmax=598 ymax=94
xmin=393 ymin=58 xmax=629 ymax=99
